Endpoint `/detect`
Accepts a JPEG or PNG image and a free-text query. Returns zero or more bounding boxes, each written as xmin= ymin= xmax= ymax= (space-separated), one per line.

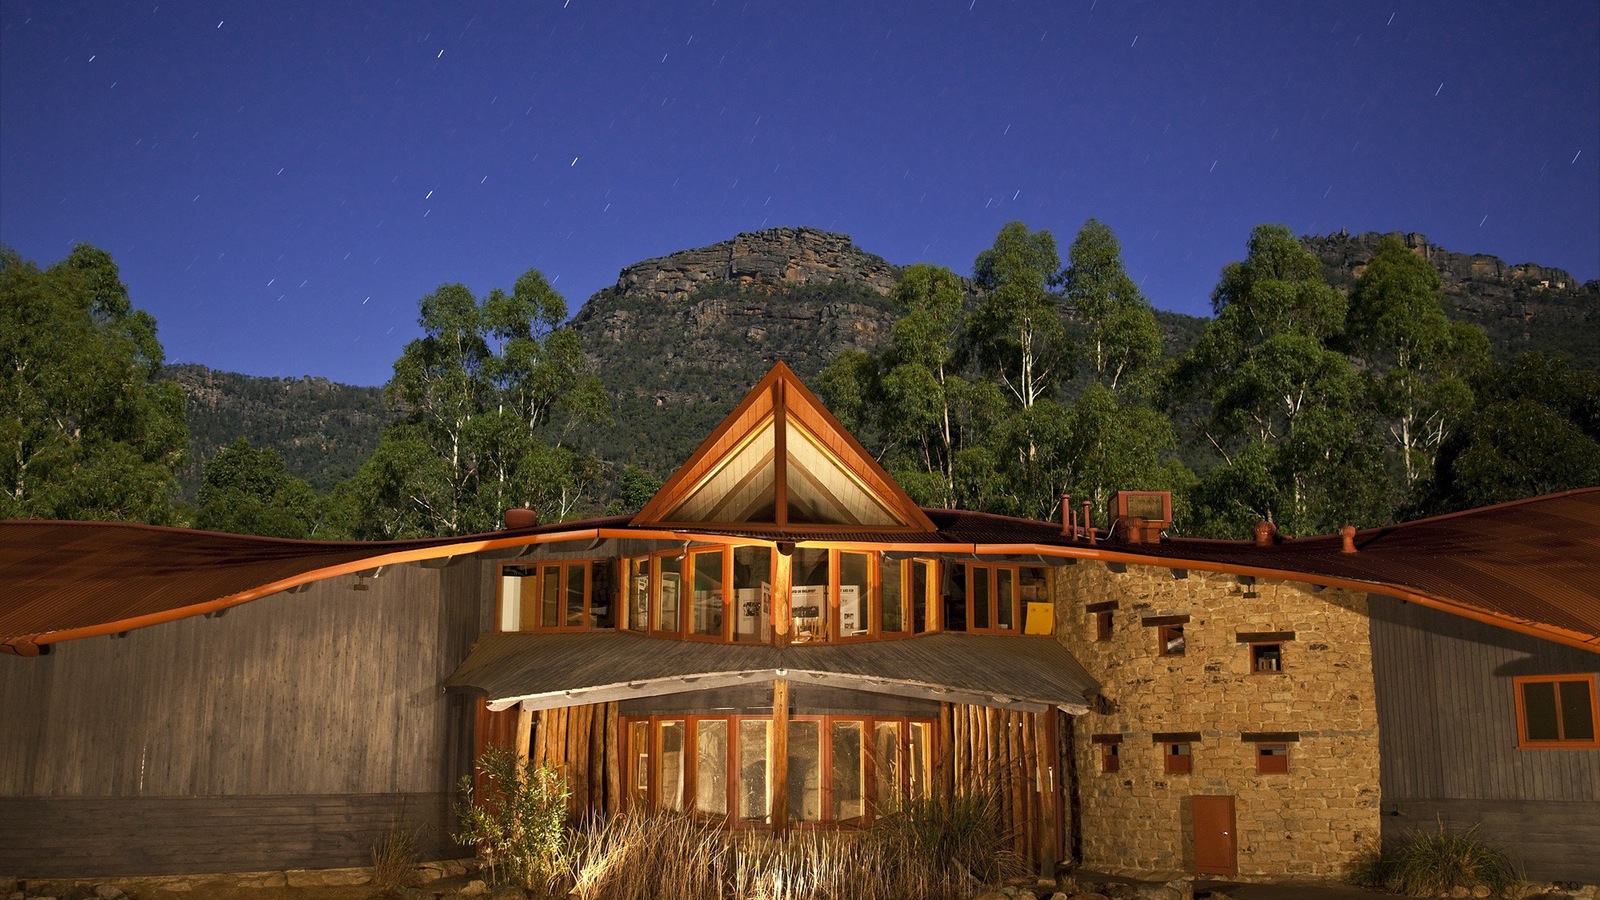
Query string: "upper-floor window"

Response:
xmin=1515 ymin=674 xmax=1599 ymax=749
xmin=961 ymin=564 xmax=1049 ymax=634
xmin=499 ymin=560 xmax=614 ymax=631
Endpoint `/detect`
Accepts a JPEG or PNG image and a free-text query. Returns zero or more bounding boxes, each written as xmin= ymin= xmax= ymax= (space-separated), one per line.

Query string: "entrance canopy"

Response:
xmin=445 ymin=630 xmax=1099 ymax=714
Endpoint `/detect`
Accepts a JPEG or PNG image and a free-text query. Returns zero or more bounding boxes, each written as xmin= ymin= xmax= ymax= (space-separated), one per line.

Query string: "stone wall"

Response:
xmin=1052 ymin=562 xmax=1380 ymax=879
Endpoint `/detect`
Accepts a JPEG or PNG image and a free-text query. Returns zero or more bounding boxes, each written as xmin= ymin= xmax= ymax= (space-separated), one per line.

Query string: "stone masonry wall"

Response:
xmin=1053 ymin=562 xmax=1381 ymax=879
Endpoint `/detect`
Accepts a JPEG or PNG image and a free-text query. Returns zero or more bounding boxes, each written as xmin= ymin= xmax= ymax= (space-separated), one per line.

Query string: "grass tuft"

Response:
xmin=1347 ymin=820 xmax=1519 ymax=898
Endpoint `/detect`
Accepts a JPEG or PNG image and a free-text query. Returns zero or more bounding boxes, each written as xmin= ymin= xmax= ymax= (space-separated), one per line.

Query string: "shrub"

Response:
xmin=1347 ymin=821 xmax=1519 ymax=897
xmin=454 ymin=746 xmax=571 ymax=895
xmin=368 ymin=821 xmax=422 ymax=898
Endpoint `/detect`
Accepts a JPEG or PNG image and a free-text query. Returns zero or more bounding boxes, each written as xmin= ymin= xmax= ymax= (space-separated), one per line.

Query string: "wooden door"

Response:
xmin=1191 ymin=794 xmax=1237 ymax=876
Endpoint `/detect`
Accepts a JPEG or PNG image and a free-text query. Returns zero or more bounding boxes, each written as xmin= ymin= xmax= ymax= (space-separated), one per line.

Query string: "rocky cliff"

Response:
xmin=569 ymin=227 xmax=902 ymax=473
xmin=1303 ymin=230 xmax=1599 ymax=361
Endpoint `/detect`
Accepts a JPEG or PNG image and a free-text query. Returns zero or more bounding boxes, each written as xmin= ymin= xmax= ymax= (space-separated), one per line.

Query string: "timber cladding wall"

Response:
xmin=1054 ymin=562 xmax=1380 ymax=879
xmin=0 ymin=560 xmax=484 ymax=876
xmin=1369 ymin=595 xmax=1600 ymax=882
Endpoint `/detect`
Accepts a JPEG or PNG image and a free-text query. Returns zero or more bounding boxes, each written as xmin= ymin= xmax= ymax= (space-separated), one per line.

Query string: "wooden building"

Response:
xmin=2 ymin=363 xmax=1596 ymax=881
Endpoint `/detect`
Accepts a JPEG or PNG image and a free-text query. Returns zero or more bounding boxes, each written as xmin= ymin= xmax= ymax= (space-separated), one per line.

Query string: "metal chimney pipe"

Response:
xmin=1083 ymin=500 xmax=1096 ymax=545
xmin=1340 ymin=525 xmax=1358 ymax=553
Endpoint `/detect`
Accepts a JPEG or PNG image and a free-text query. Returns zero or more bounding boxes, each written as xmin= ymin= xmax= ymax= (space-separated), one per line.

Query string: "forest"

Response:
xmin=3 ymin=223 xmax=1597 ymax=541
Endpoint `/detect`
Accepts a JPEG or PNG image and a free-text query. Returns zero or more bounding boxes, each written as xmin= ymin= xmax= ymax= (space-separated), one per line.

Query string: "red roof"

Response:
xmin=3 ymin=489 xmax=1598 ymax=655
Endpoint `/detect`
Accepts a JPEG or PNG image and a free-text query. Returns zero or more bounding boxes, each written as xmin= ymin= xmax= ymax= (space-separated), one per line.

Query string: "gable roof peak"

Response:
xmin=631 ymin=363 xmax=935 ymax=533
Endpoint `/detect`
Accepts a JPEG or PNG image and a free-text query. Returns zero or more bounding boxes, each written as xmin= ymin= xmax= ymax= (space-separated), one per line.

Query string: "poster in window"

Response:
xmin=790 ymin=583 xmax=825 ymax=641
xmin=840 ymin=584 xmax=864 ymax=635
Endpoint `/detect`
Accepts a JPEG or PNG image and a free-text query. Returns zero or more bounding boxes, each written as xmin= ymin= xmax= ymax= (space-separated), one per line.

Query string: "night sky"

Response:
xmin=3 ymin=1 xmax=1596 ymax=387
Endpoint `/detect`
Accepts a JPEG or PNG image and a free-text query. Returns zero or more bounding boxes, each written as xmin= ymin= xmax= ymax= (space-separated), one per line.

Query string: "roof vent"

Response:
xmin=1340 ymin=525 xmax=1358 ymax=553
xmin=504 ymin=508 xmax=540 ymax=530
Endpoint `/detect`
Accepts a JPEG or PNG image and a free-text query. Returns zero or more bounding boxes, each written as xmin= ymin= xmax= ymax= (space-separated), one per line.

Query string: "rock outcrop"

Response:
xmin=568 ymin=227 xmax=902 ymax=474
xmin=1303 ymin=230 xmax=1598 ymax=361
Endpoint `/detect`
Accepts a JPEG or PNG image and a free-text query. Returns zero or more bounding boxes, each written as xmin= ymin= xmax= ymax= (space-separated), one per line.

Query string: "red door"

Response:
xmin=1192 ymin=794 xmax=1237 ymax=876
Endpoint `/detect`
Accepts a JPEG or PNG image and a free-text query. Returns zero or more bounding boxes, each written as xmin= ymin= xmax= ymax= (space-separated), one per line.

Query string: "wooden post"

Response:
xmin=771 ymin=678 xmax=789 ymax=833
xmin=604 ymin=702 xmax=622 ymax=815
xmin=515 ymin=705 xmax=533 ymax=772
xmin=773 ymin=550 xmax=792 ymax=645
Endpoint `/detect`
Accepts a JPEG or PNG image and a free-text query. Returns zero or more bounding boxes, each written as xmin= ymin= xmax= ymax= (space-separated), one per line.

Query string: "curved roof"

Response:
xmin=443 ymin=630 xmax=1100 ymax=713
xmin=3 ymin=488 xmax=1598 ymax=655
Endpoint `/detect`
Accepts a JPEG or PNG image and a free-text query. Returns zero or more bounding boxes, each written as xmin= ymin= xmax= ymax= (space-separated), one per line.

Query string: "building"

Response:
xmin=2 ymin=363 xmax=1596 ymax=881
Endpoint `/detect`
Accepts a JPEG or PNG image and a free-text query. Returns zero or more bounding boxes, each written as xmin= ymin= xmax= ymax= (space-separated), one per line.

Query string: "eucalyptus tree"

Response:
xmin=969 ymin=222 xmax=1067 ymax=411
xmin=1174 ymin=224 xmax=1386 ymax=536
xmin=819 ymin=264 xmax=1003 ymax=509
xmin=347 ymin=269 xmax=609 ymax=538
xmin=1062 ymin=218 xmax=1163 ymax=394
xmin=0 ymin=244 xmax=187 ymax=523
xmin=1345 ymin=235 xmax=1489 ymax=494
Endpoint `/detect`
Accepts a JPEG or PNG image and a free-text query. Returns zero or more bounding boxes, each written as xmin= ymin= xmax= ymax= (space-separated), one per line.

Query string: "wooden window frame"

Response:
xmin=1255 ymin=742 xmax=1290 ymax=774
xmin=1514 ymin=674 xmax=1600 ymax=749
xmin=497 ymin=560 xmax=600 ymax=633
xmin=876 ymin=556 xmax=941 ymax=638
xmin=1163 ymin=741 xmax=1193 ymax=775
xmin=1095 ymin=611 xmax=1113 ymax=642
xmin=966 ymin=563 xmax=1044 ymax=634
xmin=684 ymin=547 xmax=732 ymax=643
xmin=621 ymin=712 xmax=937 ymax=830
xmin=1101 ymin=742 xmax=1119 ymax=773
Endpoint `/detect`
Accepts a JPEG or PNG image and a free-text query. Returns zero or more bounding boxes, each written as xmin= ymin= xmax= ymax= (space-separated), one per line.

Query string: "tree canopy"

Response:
xmin=343 ymin=270 xmax=610 ymax=538
xmin=0 ymin=244 xmax=187 ymax=523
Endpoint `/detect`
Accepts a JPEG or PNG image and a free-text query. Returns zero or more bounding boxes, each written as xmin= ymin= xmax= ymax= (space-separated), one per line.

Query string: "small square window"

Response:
xmin=1251 ymin=642 xmax=1283 ymax=673
xmin=1095 ymin=610 xmax=1113 ymax=642
xmin=1257 ymin=743 xmax=1289 ymax=774
xmin=1159 ymin=624 xmax=1185 ymax=656
xmin=1164 ymin=742 xmax=1192 ymax=774
xmin=1101 ymin=743 xmax=1119 ymax=773
xmin=1515 ymin=674 xmax=1599 ymax=748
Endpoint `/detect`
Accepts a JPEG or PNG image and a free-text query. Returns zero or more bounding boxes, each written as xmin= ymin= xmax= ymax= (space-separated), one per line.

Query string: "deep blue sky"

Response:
xmin=3 ymin=1 xmax=1596 ymax=387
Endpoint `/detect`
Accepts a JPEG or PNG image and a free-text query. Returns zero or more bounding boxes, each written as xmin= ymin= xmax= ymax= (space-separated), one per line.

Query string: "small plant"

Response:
xmin=454 ymin=745 xmax=571 ymax=895
xmin=368 ymin=821 xmax=422 ymax=898
xmin=1347 ymin=821 xmax=1519 ymax=897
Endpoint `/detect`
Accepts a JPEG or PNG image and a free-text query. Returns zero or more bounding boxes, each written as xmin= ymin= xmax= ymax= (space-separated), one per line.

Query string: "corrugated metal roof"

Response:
xmin=443 ymin=630 xmax=1100 ymax=713
xmin=0 ymin=517 xmax=621 ymax=648
xmin=4 ymin=488 xmax=1598 ymax=652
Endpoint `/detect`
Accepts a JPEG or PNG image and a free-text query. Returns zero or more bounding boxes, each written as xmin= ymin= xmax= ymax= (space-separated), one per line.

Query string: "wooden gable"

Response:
xmin=632 ymin=363 xmax=936 ymax=533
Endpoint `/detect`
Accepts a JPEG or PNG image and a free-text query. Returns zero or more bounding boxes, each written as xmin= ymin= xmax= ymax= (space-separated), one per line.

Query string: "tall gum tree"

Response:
xmin=0 ymin=244 xmax=187 ymax=523
xmin=347 ymin=269 xmax=609 ymax=538
xmin=1344 ymin=235 xmax=1489 ymax=495
xmin=1174 ymin=225 xmax=1386 ymax=536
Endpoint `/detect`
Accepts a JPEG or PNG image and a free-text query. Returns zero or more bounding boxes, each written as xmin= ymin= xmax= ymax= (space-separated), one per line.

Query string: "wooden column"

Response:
xmin=771 ymin=678 xmax=789 ymax=833
xmin=773 ymin=549 xmax=792 ymax=645
xmin=514 ymin=705 xmax=533 ymax=767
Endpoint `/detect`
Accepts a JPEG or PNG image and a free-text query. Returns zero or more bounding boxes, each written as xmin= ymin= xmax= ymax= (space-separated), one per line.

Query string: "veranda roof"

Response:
xmin=444 ymin=630 xmax=1101 ymax=714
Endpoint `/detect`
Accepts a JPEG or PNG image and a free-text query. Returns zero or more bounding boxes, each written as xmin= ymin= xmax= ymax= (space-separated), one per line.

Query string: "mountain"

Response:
xmin=161 ymin=364 xmax=390 ymax=498
xmin=1303 ymin=230 xmax=1600 ymax=364
xmin=164 ymin=226 xmax=1596 ymax=493
xmin=567 ymin=227 xmax=903 ymax=474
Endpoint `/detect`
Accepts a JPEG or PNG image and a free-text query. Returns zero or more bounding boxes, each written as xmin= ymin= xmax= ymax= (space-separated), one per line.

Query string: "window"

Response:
xmin=1159 ymin=624 xmax=1185 ymax=656
xmin=1101 ymin=742 xmax=1119 ymax=773
xmin=688 ymin=548 xmax=726 ymax=639
xmin=625 ymin=713 xmax=935 ymax=827
xmin=1256 ymin=743 xmax=1289 ymax=774
xmin=790 ymin=548 xmax=831 ymax=642
xmin=499 ymin=561 xmax=608 ymax=631
xmin=1164 ymin=742 xmax=1192 ymax=774
xmin=1515 ymin=674 xmax=1600 ymax=748
xmin=966 ymin=564 xmax=1045 ymax=634
xmin=627 ymin=557 xmax=651 ymax=633
xmin=733 ymin=546 xmax=773 ymax=644
xmin=882 ymin=556 xmax=939 ymax=636
xmin=1251 ymin=642 xmax=1283 ymax=673
xmin=1095 ymin=611 xmax=1113 ymax=642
